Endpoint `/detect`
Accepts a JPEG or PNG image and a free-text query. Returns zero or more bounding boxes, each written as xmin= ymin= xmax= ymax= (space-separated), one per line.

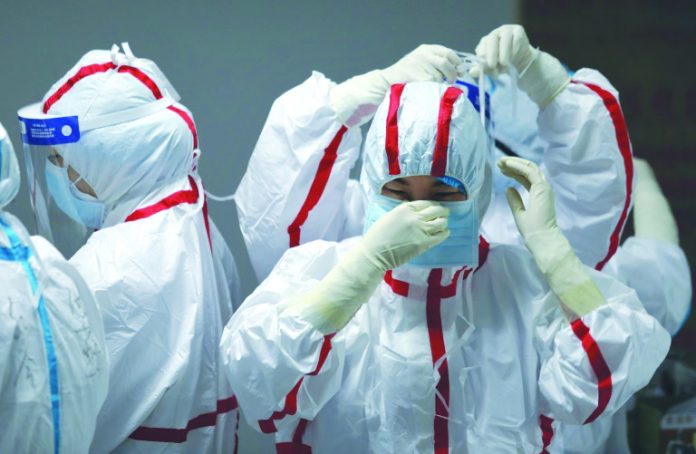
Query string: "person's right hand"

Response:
xmin=381 ymin=44 xmax=461 ymax=85
xmin=359 ymin=200 xmax=450 ymax=271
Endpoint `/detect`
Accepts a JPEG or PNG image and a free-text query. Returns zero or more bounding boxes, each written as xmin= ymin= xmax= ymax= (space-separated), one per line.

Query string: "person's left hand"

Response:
xmin=469 ymin=24 xmax=536 ymax=78
xmin=498 ymin=156 xmax=557 ymax=239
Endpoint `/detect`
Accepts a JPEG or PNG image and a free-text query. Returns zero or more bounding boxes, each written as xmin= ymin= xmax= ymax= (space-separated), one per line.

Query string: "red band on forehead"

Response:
xmin=117 ymin=66 xmax=164 ymax=99
xmin=385 ymin=83 xmax=405 ymax=175
xmin=42 ymin=60 xmax=199 ymax=153
xmin=431 ymin=86 xmax=464 ymax=177
xmin=42 ymin=62 xmax=117 ymax=113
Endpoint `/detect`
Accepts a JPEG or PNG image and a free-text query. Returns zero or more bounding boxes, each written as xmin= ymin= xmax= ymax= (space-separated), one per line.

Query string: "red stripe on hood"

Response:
xmin=385 ymin=83 xmax=406 ymax=175
xmin=431 ymin=87 xmax=464 ymax=176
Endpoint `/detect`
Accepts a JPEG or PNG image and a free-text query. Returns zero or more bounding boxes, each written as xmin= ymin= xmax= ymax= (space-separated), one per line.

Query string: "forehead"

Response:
xmin=385 ymin=175 xmax=450 ymax=187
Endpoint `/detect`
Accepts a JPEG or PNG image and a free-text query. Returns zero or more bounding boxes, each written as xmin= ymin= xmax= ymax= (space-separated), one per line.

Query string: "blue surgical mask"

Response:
xmin=45 ymin=161 xmax=105 ymax=229
xmin=363 ymin=193 xmax=479 ymax=268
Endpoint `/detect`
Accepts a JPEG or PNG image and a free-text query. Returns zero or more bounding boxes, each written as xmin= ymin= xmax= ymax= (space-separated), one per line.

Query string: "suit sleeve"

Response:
xmin=604 ymin=236 xmax=692 ymax=335
xmin=220 ymin=239 xmax=357 ymax=435
xmin=535 ymin=266 xmax=670 ymax=424
xmin=539 ymin=69 xmax=634 ymax=268
xmin=235 ymin=72 xmax=364 ymax=281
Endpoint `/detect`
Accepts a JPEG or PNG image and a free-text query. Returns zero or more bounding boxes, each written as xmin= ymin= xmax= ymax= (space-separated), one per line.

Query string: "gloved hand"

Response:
xmin=381 ymin=44 xmax=460 ymax=86
xmin=283 ymin=200 xmax=449 ymax=333
xmin=470 ymin=25 xmax=570 ymax=108
xmin=359 ymin=200 xmax=450 ymax=271
xmin=330 ymin=45 xmax=461 ymax=127
xmin=499 ymin=157 xmax=604 ymax=318
xmin=633 ymin=158 xmax=679 ymax=245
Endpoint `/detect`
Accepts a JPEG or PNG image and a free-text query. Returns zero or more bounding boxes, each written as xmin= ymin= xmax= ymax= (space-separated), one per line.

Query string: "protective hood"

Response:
xmin=30 ymin=44 xmax=198 ymax=212
xmin=361 ymin=81 xmax=492 ymax=221
xmin=0 ymin=122 xmax=20 ymax=209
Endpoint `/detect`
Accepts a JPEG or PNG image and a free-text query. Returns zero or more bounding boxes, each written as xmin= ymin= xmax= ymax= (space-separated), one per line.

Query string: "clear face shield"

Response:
xmin=18 ymin=103 xmax=97 ymax=257
xmin=17 ymin=95 xmax=178 ymax=257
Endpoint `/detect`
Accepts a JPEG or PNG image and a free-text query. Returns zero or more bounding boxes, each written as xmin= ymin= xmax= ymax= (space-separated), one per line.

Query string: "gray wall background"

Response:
xmin=0 ymin=1 xmax=513 ymax=451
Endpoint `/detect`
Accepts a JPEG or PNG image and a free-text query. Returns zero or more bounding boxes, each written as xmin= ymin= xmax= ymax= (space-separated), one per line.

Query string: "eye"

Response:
xmin=382 ymin=186 xmax=409 ymax=200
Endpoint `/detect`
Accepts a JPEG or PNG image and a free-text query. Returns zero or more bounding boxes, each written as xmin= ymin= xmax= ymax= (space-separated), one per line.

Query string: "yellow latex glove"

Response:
xmin=499 ymin=157 xmax=605 ymax=318
xmin=283 ymin=200 xmax=449 ymax=333
xmin=470 ymin=24 xmax=570 ymax=108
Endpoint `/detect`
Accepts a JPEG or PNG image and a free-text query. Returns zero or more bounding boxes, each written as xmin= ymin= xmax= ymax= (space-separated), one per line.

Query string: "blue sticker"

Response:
xmin=19 ymin=115 xmax=80 ymax=146
xmin=454 ymin=80 xmax=491 ymax=119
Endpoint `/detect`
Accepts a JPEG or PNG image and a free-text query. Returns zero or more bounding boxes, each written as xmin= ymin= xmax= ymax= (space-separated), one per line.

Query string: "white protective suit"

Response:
xmin=222 ymin=82 xmax=670 ymax=452
xmin=0 ymin=123 xmax=108 ymax=453
xmin=490 ymin=74 xmax=692 ymax=454
xmin=24 ymin=47 xmax=241 ymax=453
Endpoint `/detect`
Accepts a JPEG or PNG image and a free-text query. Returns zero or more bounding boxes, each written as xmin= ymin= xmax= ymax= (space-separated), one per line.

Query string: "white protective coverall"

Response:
xmin=0 ymin=122 xmax=108 ymax=453
xmin=222 ymin=82 xmax=670 ymax=452
xmin=490 ymin=74 xmax=692 ymax=454
xmin=24 ymin=47 xmax=241 ymax=453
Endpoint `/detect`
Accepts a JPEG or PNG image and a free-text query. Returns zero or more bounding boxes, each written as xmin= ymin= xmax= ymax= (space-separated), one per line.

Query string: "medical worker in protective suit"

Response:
xmin=222 ymin=75 xmax=671 ymax=451
xmin=235 ymin=25 xmax=633 ymax=282
xmin=0 ymin=122 xmax=108 ymax=453
xmin=488 ymin=62 xmax=691 ymax=452
xmin=17 ymin=44 xmax=241 ymax=453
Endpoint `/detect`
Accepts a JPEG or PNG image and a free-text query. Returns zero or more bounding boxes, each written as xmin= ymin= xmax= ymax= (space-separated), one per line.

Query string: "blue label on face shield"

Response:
xmin=19 ymin=115 xmax=80 ymax=145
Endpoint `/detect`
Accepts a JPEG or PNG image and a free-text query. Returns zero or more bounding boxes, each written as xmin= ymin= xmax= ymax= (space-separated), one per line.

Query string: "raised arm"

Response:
xmin=235 ymin=46 xmax=461 ymax=280
xmin=475 ymin=24 xmax=633 ymax=268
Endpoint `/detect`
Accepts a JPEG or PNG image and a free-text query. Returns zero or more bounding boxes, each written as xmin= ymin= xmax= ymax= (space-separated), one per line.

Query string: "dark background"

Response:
xmin=1 ymin=1 xmax=693 ymax=452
